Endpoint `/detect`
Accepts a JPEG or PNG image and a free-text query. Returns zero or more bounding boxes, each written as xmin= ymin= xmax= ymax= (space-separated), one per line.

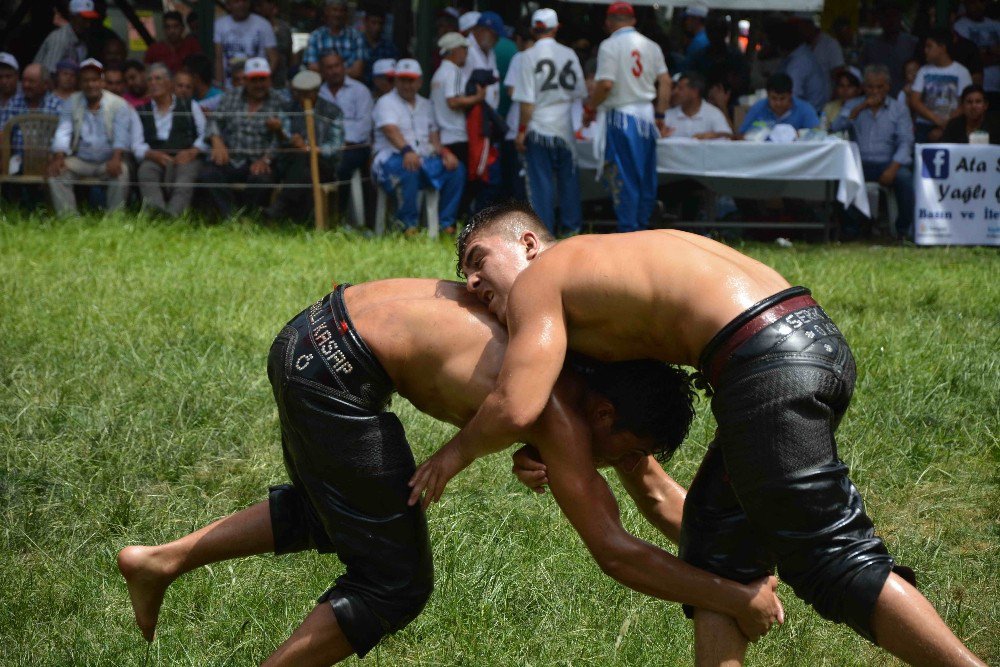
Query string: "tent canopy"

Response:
xmin=562 ymin=0 xmax=824 ymax=11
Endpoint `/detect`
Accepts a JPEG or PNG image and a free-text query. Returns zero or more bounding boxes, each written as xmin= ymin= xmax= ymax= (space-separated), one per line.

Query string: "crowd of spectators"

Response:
xmin=0 ymin=0 xmax=999 ymax=239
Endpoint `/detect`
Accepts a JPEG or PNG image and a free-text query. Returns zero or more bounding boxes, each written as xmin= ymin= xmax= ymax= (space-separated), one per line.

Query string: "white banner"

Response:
xmin=914 ymin=143 xmax=1000 ymax=246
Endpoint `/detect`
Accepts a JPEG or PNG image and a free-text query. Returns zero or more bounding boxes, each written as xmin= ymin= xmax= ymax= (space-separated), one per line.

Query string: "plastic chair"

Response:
xmin=864 ymin=182 xmax=899 ymax=238
xmin=374 ymin=185 xmax=440 ymax=238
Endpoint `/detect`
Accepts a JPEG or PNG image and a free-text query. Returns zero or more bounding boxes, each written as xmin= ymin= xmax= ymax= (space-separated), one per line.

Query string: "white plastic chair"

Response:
xmin=374 ymin=185 xmax=440 ymax=238
xmin=864 ymin=182 xmax=899 ymax=238
xmin=348 ymin=168 xmax=365 ymax=227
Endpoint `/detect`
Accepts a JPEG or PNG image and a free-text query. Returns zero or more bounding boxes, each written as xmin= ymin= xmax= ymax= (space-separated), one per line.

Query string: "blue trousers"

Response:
xmin=376 ymin=154 xmax=465 ymax=229
xmin=525 ymin=135 xmax=582 ymax=235
xmin=863 ymin=161 xmax=914 ymax=238
xmin=604 ymin=112 xmax=658 ymax=233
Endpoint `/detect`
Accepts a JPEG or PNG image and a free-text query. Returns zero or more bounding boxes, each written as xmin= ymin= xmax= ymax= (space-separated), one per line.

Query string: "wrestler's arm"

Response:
xmin=583 ymin=79 xmax=613 ymax=112
xmin=529 ymin=391 xmax=780 ymax=639
xmin=614 ymin=457 xmax=686 ymax=545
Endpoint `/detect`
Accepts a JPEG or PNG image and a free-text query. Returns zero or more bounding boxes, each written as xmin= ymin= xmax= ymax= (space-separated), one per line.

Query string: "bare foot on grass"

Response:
xmin=117 ymin=545 xmax=173 ymax=642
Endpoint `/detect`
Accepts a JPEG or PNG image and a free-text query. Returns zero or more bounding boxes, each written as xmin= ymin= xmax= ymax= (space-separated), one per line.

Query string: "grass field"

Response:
xmin=1 ymin=211 xmax=997 ymax=666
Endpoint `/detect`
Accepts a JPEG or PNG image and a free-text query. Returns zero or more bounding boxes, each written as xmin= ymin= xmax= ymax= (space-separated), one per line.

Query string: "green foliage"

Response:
xmin=1 ymin=212 xmax=997 ymax=665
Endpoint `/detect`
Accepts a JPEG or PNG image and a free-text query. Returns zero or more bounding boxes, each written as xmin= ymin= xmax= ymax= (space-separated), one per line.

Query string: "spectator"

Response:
xmin=464 ymin=11 xmax=502 ymax=109
xmin=0 ymin=53 xmax=21 ymax=134
xmin=768 ymin=18 xmax=830 ymax=111
xmin=941 ymin=84 xmax=1000 ymax=143
xmin=431 ymin=33 xmax=482 ymax=169
xmin=680 ymin=3 xmax=710 ymax=69
xmin=689 ymin=14 xmax=750 ymax=101
xmin=910 ymin=29 xmax=973 ymax=142
xmin=493 ymin=17 xmax=518 ymax=120
xmin=53 ymin=60 xmax=80 ymax=103
xmin=198 ymin=57 xmax=286 ymax=217
xmin=317 ymin=51 xmax=373 ymax=187
xmin=706 ymin=78 xmax=735 ymax=130
xmin=738 ymin=72 xmax=820 ymax=136
xmin=371 ymin=58 xmax=395 ymax=98
xmin=799 ymin=16 xmax=845 ymax=83
xmin=914 ymin=4 xmax=984 ymax=87
xmin=437 ymin=9 xmax=460 ymax=39
xmin=19 ymin=63 xmax=64 ymax=115
xmin=371 ymin=58 xmax=465 ymax=236
xmin=823 ymin=66 xmax=862 ymax=128
xmin=33 ymin=0 xmax=96 ymax=72
xmin=213 ymin=0 xmax=278 ymax=88
xmin=122 ymin=60 xmax=150 ymax=107
xmin=144 ymin=11 xmax=202 ymax=74
xmin=458 ymin=11 xmax=481 ymax=37
xmin=134 ymin=63 xmax=207 ymax=217
xmin=898 ymin=57 xmax=920 ymax=105
xmin=360 ymin=6 xmax=398 ymax=86
xmin=174 ymin=70 xmax=196 ymax=100
xmin=186 ymin=12 xmax=199 ymax=37
xmin=952 ymin=0 xmax=1000 ymax=104
xmin=832 ymin=65 xmax=914 ymax=238
xmin=228 ymin=57 xmax=247 ymax=89
xmin=860 ymin=1 xmax=919 ymax=96
xmin=103 ymin=65 xmax=126 ymax=96
xmin=102 ymin=65 xmax=146 ymax=177
xmin=303 ymin=1 xmax=365 ymax=80
xmin=98 ymin=38 xmax=128 ymax=73
xmin=48 ymin=59 xmax=131 ymax=215
xmin=182 ymin=54 xmax=224 ymax=111
xmin=255 ymin=0 xmax=292 ymax=88
xmin=662 ymin=71 xmax=731 ymax=139
xmin=512 ymin=9 xmax=586 ymax=237
xmin=265 ymin=70 xmax=344 ymax=220
xmin=289 ymin=0 xmax=320 ymax=33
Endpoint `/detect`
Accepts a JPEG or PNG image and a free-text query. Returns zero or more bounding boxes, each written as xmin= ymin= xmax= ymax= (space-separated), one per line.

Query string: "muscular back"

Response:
xmin=519 ymin=230 xmax=791 ymax=366
xmin=343 ymin=278 xmax=507 ymax=425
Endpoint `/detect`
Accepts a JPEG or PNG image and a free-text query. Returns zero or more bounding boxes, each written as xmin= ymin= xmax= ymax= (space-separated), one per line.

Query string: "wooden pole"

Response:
xmin=302 ymin=96 xmax=326 ymax=231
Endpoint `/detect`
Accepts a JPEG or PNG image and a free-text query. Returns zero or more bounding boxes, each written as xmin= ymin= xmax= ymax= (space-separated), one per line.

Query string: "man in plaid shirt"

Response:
xmin=7 ymin=63 xmax=65 ymax=158
xmin=360 ymin=7 xmax=398 ymax=86
xmin=198 ymin=57 xmax=287 ymax=217
xmin=303 ymin=0 xmax=365 ymax=80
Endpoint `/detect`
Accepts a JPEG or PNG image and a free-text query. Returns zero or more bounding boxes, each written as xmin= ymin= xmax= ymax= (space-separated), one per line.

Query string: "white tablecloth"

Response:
xmin=576 ymin=138 xmax=871 ymax=217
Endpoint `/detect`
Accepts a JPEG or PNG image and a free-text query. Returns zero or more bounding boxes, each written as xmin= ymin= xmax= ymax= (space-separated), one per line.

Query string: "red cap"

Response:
xmin=607 ymin=2 xmax=635 ymax=17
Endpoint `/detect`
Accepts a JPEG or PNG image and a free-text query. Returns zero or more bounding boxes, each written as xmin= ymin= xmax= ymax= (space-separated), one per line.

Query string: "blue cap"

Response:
xmin=476 ymin=11 xmax=504 ymax=36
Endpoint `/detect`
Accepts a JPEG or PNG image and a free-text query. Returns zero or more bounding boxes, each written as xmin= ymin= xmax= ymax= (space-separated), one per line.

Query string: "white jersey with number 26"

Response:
xmin=511 ymin=37 xmax=587 ymax=143
xmin=595 ymin=27 xmax=668 ymax=110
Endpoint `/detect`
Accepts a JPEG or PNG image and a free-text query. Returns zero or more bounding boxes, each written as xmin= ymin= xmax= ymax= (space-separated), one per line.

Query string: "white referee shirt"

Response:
xmin=662 ymin=100 xmax=731 ymax=138
xmin=372 ymin=89 xmax=438 ymax=167
xmin=503 ymin=50 xmax=523 ymax=141
xmin=462 ymin=39 xmax=500 ymax=109
xmin=430 ymin=59 xmax=467 ymax=145
xmin=595 ymin=27 xmax=668 ymax=111
xmin=319 ymin=77 xmax=374 ymax=145
xmin=511 ymin=36 xmax=586 ymax=145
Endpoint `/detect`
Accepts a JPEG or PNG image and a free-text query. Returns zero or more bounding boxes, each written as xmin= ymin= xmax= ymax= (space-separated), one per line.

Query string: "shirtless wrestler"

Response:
xmin=117 ymin=278 xmax=783 ymax=667
xmin=409 ymin=201 xmax=986 ymax=667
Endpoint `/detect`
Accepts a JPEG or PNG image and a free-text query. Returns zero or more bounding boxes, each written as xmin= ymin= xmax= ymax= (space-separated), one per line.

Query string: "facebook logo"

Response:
xmin=921 ymin=148 xmax=950 ymax=179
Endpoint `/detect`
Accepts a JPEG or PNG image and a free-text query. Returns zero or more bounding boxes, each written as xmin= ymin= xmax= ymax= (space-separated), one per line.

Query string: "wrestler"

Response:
xmin=410 ymin=201 xmax=986 ymax=667
xmin=117 ymin=278 xmax=783 ymax=666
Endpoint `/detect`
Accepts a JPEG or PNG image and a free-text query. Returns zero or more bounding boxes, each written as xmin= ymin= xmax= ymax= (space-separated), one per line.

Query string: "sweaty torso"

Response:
xmin=525 ymin=230 xmax=791 ymax=366
xmin=343 ymin=279 xmax=506 ymax=425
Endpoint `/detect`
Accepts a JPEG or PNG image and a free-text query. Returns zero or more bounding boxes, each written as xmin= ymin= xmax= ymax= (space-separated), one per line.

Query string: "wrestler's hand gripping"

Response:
xmin=408 ymin=438 xmax=472 ymax=510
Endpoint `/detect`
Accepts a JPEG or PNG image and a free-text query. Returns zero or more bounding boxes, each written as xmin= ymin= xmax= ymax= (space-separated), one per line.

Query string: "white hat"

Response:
xmin=685 ymin=3 xmax=709 ymax=18
xmin=437 ymin=31 xmax=469 ymax=55
xmin=394 ymin=58 xmax=422 ymax=79
xmin=245 ymin=56 xmax=271 ymax=78
xmin=531 ymin=8 xmax=558 ymax=30
xmin=372 ymin=58 xmax=396 ymax=77
xmin=0 ymin=52 xmax=19 ymax=71
xmin=291 ymin=69 xmax=322 ymax=91
xmin=69 ymin=0 xmax=99 ymax=18
xmin=79 ymin=57 xmax=103 ymax=72
xmin=458 ymin=11 xmax=480 ymax=33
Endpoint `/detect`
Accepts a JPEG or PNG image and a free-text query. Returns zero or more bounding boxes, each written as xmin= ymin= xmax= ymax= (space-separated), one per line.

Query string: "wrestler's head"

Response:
xmin=457 ymin=200 xmax=555 ymax=323
xmin=580 ymin=359 xmax=696 ymax=468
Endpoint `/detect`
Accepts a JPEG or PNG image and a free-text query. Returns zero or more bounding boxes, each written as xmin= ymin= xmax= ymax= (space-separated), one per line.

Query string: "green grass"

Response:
xmin=1 ymin=211 xmax=997 ymax=666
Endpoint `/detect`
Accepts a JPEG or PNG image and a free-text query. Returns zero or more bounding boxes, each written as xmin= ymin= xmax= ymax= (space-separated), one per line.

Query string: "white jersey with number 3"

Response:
xmin=595 ymin=27 xmax=668 ymax=110
xmin=511 ymin=37 xmax=586 ymax=144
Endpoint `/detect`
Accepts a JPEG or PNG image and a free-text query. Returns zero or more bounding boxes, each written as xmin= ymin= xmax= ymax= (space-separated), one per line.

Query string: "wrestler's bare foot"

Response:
xmin=117 ymin=545 xmax=175 ymax=642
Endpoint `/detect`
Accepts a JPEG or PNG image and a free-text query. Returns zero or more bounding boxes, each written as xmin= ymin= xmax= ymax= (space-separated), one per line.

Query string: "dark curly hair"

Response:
xmin=455 ymin=200 xmax=554 ymax=278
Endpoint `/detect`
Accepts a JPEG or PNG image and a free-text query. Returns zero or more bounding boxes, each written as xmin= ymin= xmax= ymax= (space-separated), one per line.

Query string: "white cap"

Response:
xmin=437 ymin=31 xmax=469 ymax=55
xmin=458 ymin=11 xmax=480 ymax=33
xmin=372 ymin=58 xmax=396 ymax=77
xmin=245 ymin=56 xmax=271 ymax=78
xmin=531 ymin=8 xmax=558 ymax=30
xmin=685 ymin=3 xmax=709 ymax=18
xmin=394 ymin=58 xmax=422 ymax=79
xmin=79 ymin=57 xmax=103 ymax=72
xmin=0 ymin=52 xmax=19 ymax=71
xmin=291 ymin=69 xmax=322 ymax=91
xmin=69 ymin=0 xmax=99 ymax=18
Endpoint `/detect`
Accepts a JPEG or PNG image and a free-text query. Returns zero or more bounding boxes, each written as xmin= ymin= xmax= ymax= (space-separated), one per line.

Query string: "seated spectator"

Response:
xmin=103 ymin=66 xmax=146 ymax=170
xmin=303 ymin=0 xmax=365 ymax=79
xmin=910 ymin=29 xmax=973 ymax=143
xmin=679 ymin=4 xmax=709 ymax=70
xmin=371 ymin=59 xmax=465 ymax=235
xmin=767 ymin=17 xmax=830 ymax=112
xmin=264 ymin=70 xmax=344 ymax=220
xmin=174 ymin=70 xmax=196 ymax=100
xmin=0 ymin=53 xmax=21 ymax=133
xmin=371 ymin=58 xmax=395 ymax=98
xmin=360 ymin=6 xmax=398 ymax=86
xmin=738 ymin=73 xmax=819 ymax=136
xmin=706 ymin=78 xmax=735 ymax=130
xmin=19 ymin=63 xmax=65 ymax=115
xmin=182 ymin=54 xmax=224 ymax=111
xmin=33 ymin=0 xmax=96 ymax=72
xmin=832 ymin=64 xmax=914 ymax=238
xmin=318 ymin=50 xmax=373 ymax=185
xmin=47 ymin=59 xmax=131 ymax=214
xmin=662 ymin=71 xmax=731 ymax=139
xmin=213 ymin=0 xmax=277 ymax=88
xmin=134 ymin=63 xmax=207 ymax=217
xmin=100 ymin=37 xmax=128 ymax=72
xmin=822 ymin=66 xmax=862 ymax=128
xmin=941 ymin=84 xmax=1000 ymax=143
xmin=122 ymin=60 xmax=150 ymax=107
xmin=198 ymin=57 xmax=285 ymax=217
xmin=144 ymin=11 xmax=202 ymax=74
xmin=53 ymin=60 xmax=80 ymax=103
xmin=897 ymin=58 xmax=919 ymax=106
xmin=228 ymin=56 xmax=247 ymax=89
xmin=431 ymin=32 xmax=483 ymax=167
